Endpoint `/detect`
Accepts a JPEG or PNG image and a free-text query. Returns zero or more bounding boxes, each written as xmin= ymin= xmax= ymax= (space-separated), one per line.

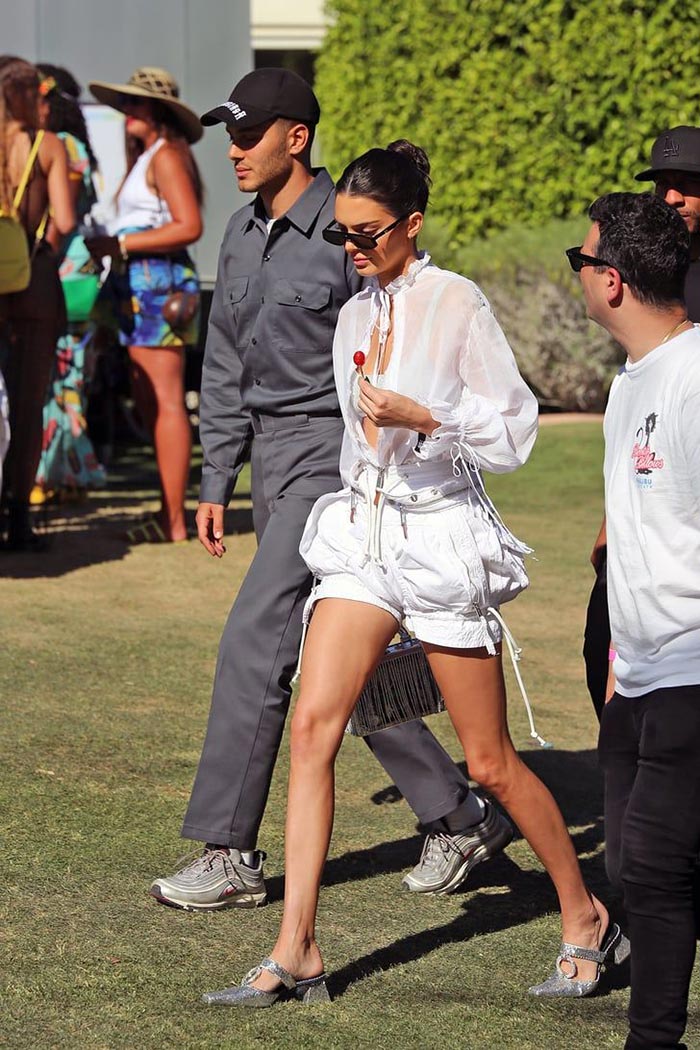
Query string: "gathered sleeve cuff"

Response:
xmin=415 ymin=301 xmax=539 ymax=473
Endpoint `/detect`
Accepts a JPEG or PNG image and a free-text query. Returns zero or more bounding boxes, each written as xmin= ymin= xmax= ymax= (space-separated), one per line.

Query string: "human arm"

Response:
xmin=358 ymin=380 xmax=439 ymax=433
xmin=605 ymin=647 xmax=617 ymax=703
xmin=86 ymin=144 xmax=203 ymax=258
xmin=128 ymin=143 xmax=203 ymax=251
xmin=40 ymin=131 xmax=75 ymax=236
xmin=197 ymin=223 xmax=253 ymax=532
xmin=415 ymin=289 xmax=538 ymax=472
xmin=591 ymin=515 xmax=607 ymax=571
xmin=196 ymin=502 xmax=227 ymax=558
xmin=46 ymin=135 xmax=85 ymax=251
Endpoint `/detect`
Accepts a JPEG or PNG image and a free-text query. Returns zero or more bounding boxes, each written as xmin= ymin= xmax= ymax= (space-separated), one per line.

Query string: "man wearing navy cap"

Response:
xmin=149 ymin=69 xmax=511 ymax=911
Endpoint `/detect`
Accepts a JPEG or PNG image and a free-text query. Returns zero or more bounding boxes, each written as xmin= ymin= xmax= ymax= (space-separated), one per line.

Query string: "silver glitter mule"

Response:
xmin=202 ymin=956 xmax=330 ymax=1008
xmin=528 ymin=922 xmax=630 ymax=998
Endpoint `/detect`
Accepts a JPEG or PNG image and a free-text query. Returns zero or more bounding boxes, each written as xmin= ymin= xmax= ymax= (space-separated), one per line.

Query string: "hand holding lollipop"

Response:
xmin=353 ymin=350 xmax=367 ymax=380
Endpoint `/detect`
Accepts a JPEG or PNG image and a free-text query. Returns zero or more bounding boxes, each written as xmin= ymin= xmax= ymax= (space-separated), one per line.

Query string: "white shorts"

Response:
xmin=300 ymin=474 xmax=529 ymax=651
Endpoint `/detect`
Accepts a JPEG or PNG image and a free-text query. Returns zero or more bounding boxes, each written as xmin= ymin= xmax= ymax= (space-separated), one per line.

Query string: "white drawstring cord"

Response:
xmin=487 ymin=606 xmax=553 ymax=749
xmin=451 ymin=440 xmax=532 ymax=556
xmin=291 ymin=586 xmax=317 ymax=686
xmin=358 ymin=468 xmax=388 ymax=568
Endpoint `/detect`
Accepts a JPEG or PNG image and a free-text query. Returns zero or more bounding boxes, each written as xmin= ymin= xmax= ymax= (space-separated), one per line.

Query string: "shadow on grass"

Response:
xmin=0 ymin=445 xmax=254 ymax=578
xmin=328 ymin=848 xmax=626 ymax=1001
xmin=266 ymin=748 xmax=605 ymax=899
xmin=372 ymin=747 xmax=604 ymax=826
xmin=265 ymin=746 xmax=620 ymax=1001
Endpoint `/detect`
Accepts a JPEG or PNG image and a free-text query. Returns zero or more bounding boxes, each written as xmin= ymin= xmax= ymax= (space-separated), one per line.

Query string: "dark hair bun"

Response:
xmin=337 ymin=139 xmax=432 ymax=215
xmin=387 ymin=139 xmax=431 ymax=185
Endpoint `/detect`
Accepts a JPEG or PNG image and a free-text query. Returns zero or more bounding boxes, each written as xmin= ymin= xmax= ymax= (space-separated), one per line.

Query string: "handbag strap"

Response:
xmin=34 ymin=207 xmax=50 ymax=243
xmin=12 ymin=130 xmax=45 ymax=213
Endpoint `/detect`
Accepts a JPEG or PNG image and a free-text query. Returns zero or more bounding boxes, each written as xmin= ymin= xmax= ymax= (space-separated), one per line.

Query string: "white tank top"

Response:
xmin=111 ymin=138 xmax=172 ymax=233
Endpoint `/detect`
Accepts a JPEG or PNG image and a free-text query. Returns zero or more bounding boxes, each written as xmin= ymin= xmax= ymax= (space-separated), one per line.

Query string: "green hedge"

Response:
xmin=316 ymin=0 xmax=700 ymax=249
xmin=423 ymin=215 xmax=623 ymax=410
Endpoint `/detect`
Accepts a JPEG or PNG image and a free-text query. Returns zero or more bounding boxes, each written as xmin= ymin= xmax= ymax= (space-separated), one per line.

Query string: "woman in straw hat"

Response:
xmin=87 ymin=67 xmax=204 ymax=544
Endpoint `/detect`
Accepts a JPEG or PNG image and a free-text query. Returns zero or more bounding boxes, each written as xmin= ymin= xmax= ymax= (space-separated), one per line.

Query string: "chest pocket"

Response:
xmin=272 ymin=279 xmax=332 ymax=352
xmin=226 ymin=276 xmax=255 ymax=347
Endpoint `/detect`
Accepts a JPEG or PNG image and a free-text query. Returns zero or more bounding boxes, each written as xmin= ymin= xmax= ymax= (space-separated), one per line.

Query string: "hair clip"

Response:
xmin=38 ymin=76 xmax=57 ymax=97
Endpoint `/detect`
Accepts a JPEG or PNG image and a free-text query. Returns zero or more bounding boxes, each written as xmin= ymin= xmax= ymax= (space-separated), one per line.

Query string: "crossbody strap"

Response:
xmin=32 ymin=208 xmax=50 ymax=247
xmin=12 ymin=130 xmax=45 ymax=213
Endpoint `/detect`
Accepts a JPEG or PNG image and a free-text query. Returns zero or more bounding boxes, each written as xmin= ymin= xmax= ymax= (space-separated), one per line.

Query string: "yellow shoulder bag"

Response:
xmin=0 ymin=130 xmax=46 ymax=295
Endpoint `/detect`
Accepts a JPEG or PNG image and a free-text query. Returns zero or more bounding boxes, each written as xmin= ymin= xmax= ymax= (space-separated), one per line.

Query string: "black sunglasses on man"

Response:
xmin=566 ymin=246 xmax=627 ymax=284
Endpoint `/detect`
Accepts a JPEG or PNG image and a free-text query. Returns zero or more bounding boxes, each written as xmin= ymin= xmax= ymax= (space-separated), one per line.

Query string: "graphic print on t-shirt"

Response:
xmin=631 ymin=411 xmax=665 ymax=487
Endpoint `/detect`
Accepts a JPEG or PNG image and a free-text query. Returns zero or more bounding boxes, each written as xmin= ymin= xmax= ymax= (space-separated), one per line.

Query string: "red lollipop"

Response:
xmin=353 ymin=350 xmax=366 ymax=377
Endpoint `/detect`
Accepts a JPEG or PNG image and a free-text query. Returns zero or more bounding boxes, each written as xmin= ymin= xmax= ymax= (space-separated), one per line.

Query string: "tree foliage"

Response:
xmin=316 ymin=0 xmax=700 ymax=249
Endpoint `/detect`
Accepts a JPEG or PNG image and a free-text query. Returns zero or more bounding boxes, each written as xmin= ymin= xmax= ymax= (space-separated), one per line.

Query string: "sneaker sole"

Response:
xmin=149 ymin=886 xmax=268 ymax=911
xmin=403 ymin=823 xmax=514 ymax=895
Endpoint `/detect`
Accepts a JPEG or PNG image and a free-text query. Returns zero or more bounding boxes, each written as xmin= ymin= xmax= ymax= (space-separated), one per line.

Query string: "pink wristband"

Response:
xmin=608 ymin=648 xmax=617 ymax=661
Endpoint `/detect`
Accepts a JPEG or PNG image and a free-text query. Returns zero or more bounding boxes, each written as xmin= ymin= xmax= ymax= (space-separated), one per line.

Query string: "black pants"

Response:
xmin=598 ymin=685 xmax=700 ymax=1050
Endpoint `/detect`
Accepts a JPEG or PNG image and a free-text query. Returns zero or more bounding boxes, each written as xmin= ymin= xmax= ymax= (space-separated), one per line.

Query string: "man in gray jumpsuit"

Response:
xmin=150 ymin=69 xmax=512 ymax=910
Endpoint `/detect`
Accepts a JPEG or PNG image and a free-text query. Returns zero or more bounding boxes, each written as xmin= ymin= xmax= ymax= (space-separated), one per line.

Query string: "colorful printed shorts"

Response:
xmin=95 ymin=240 xmax=200 ymax=349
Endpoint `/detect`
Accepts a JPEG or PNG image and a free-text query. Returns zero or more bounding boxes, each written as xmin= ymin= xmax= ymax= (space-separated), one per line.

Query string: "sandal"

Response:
xmin=202 ymin=956 xmax=330 ymax=1008
xmin=528 ymin=922 xmax=630 ymax=997
xmin=125 ymin=516 xmax=192 ymax=545
xmin=125 ymin=516 xmax=167 ymax=544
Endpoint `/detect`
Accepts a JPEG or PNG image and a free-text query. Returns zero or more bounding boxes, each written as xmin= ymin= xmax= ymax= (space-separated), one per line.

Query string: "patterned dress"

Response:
xmin=35 ymin=133 xmax=106 ymax=495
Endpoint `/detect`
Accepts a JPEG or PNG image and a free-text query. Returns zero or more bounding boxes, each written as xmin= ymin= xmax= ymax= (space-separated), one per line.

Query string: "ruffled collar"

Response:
xmin=367 ymin=251 xmax=431 ymax=297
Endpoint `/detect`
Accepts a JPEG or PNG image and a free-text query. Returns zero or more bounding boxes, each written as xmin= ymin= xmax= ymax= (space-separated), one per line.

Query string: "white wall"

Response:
xmin=250 ymin=0 xmax=327 ymax=48
xmin=0 ymin=0 xmax=253 ymax=285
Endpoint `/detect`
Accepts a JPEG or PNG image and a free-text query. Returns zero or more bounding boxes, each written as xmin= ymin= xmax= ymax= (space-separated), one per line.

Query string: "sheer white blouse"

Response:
xmin=335 ymin=253 xmax=538 ymax=485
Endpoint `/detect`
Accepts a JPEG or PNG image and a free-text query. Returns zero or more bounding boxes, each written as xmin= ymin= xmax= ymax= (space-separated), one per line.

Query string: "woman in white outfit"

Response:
xmin=203 ymin=141 xmax=625 ymax=1007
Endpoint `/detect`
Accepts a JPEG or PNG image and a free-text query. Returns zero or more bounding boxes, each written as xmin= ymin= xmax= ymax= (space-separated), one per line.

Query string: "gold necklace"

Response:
xmin=660 ymin=316 xmax=691 ymax=344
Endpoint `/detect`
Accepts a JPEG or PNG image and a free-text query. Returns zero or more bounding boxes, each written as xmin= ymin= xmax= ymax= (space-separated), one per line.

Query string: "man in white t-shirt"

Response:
xmin=569 ymin=191 xmax=699 ymax=1050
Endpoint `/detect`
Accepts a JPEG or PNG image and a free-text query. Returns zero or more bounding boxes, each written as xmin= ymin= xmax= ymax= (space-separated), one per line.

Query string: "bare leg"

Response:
xmin=251 ymin=597 xmax=399 ymax=991
xmin=425 ymin=643 xmax=607 ymax=982
xmin=128 ymin=345 xmax=191 ymax=541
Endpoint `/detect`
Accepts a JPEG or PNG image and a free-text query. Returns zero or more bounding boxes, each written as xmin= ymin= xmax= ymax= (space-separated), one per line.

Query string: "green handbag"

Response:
xmin=62 ymin=270 xmax=101 ymax=322
xmin=59 ymin=232 xmax=101 ymax=323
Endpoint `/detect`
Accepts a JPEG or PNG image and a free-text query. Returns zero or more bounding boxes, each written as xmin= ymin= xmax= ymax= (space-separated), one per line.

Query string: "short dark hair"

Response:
xmin=278 ymin=116 xmax=315 ymax=152
xmin=336 ymin=139 xmax=431 ymax=217
xmin=588 ymin=191 xmax=690 ymax=308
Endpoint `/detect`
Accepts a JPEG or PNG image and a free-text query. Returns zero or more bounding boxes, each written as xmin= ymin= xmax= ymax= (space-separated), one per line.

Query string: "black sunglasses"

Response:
xmin=322 ymin=214 xmax=409 ymax=250
xmin=566 ymin=246 xmax=627 ymax=283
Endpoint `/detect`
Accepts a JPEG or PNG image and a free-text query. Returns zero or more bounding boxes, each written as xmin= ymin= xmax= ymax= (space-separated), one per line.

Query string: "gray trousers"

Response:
xmin=182 ymin=415 xmax=473 ymax=849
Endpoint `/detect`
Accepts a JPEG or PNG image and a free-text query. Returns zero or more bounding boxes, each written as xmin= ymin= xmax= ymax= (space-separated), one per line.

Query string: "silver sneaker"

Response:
xmin=402 ymin=801 xmax=513 ymax=894
xmin=149 ymin=848 xmax=267 ymax=911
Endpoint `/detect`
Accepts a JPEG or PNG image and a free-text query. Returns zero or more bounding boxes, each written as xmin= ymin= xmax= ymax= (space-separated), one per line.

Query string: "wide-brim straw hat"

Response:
xmin=89 ymin=67 xmax=203 ymax=144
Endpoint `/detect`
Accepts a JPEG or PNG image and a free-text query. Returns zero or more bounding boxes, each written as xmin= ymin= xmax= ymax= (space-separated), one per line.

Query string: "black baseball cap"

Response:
xmin=201 ymin=67 xmax=320 ymax=131
xmin=635 ymin=126 xmax=700 ymax=181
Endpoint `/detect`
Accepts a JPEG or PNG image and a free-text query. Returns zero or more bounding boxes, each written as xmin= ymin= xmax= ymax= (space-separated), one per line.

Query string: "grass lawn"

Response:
xmin=2 ymin=421 xmax=699 ymax=1050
